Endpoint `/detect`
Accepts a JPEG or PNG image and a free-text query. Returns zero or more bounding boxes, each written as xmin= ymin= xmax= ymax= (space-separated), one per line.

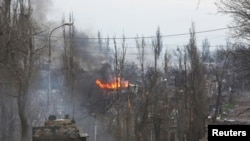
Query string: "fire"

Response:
xmin=95 ymin=77 xmax=129 ymax=90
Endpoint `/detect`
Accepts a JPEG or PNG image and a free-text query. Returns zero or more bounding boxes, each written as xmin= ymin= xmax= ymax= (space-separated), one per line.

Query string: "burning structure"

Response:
xmin=95 ymin=77 xmax=138 ymax=96
xmin=95 ymin=77 xmax=129 ymax=90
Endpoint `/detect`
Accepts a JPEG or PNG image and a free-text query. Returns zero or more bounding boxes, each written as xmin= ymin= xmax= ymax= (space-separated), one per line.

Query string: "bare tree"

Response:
xmin=0 ymin=0 xmax=40 ymax=140
xmin=152 ymin=27 xmax=163 ymax=73
xmin=217 ymin=0 xmax=250 ymax=79
xmin=113 ymin=35 xmax=127 ymax=141
xmin=217 ymin=0 xmax=250 ymax=40
xmin=186 ymin=23 xmax=207 ymax=141
xmin=174 ymin=23 xmax=207 ymax=141
xmin=211 ymin=47 xmax=231 ymax=122
xmin=137 ymin=27 xmax=166 ymax=141
xmin=202 ymin=38 xmax=210 ymax=63
xmin=134 ymin=37 xmax=148 ymax=141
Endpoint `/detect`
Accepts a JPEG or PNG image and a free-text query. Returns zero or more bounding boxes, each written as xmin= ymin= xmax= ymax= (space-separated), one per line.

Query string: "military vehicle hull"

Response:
xmin=32 ymin=115 xmax=88 ymax=141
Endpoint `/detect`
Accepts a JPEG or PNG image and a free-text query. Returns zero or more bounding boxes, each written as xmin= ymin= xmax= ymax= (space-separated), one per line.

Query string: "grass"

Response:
xmin=221 ymin=103 xmax=236 ymax=118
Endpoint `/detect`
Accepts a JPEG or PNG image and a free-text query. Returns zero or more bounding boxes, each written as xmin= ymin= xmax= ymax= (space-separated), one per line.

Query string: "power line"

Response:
xmin=38 ymin=34 xmax=227 ymax=45
xmin=34 ymin=25 xmax=239 ymax=40
xmin=34 ymin=25 xmax=237 ymax=56
xmin=48 ymin=44 xmax=228 ymax=56
xmin=42 ymin=36 xmax=228 ymax=49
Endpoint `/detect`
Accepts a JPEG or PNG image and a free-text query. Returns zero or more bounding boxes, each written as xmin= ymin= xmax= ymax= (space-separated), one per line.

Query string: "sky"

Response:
xmin=47 ymin=0 xmax=232 ymax=52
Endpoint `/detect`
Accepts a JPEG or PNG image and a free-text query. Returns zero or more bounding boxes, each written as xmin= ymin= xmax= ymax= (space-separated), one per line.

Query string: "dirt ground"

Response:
xmin=199 ymin=91 xmax=250 ymax=141
xmin=221 ymin=91 xmax=250 ymax=124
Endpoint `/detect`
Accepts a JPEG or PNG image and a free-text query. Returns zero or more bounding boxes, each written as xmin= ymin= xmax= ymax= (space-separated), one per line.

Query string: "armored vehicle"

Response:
xmin=32 ymin=115 xmax=88 ymax=141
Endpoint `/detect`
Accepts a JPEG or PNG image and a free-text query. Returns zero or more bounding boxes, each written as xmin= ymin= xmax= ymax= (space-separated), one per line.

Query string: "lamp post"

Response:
xmin=48 ymin=23 xmax=73 ymax=114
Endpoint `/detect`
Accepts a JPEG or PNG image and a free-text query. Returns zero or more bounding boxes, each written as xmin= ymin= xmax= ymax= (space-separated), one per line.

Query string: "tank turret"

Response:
xmin=32 ymin=115 xmax=88 ymax=141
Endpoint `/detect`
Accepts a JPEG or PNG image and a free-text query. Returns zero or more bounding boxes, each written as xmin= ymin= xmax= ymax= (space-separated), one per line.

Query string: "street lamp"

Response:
xmin=48 ymin=23 xmax=73 ymax=114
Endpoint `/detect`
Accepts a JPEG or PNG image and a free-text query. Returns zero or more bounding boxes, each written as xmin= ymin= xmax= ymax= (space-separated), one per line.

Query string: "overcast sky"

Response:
xmin=48 ymin=0 xmax=232 ymax=50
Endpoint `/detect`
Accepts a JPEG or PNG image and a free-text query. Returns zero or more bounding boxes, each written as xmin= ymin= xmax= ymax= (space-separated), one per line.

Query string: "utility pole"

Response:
xmin=48 ymin=23 xmax=73 ymax=114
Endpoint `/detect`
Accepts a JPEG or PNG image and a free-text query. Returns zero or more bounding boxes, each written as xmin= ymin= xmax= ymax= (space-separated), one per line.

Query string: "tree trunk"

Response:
xmin=213 ymin=81 xmax=222 ymax=122
xmin=17 ymin=84 xmax=30 ymax=141
xmin=154 ymin=118 xmax=161 ymax=141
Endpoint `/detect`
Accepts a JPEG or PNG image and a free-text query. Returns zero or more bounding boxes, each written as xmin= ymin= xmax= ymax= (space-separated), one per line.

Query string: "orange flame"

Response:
xmin=95 ymin=77 xmax=129 ymax=90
